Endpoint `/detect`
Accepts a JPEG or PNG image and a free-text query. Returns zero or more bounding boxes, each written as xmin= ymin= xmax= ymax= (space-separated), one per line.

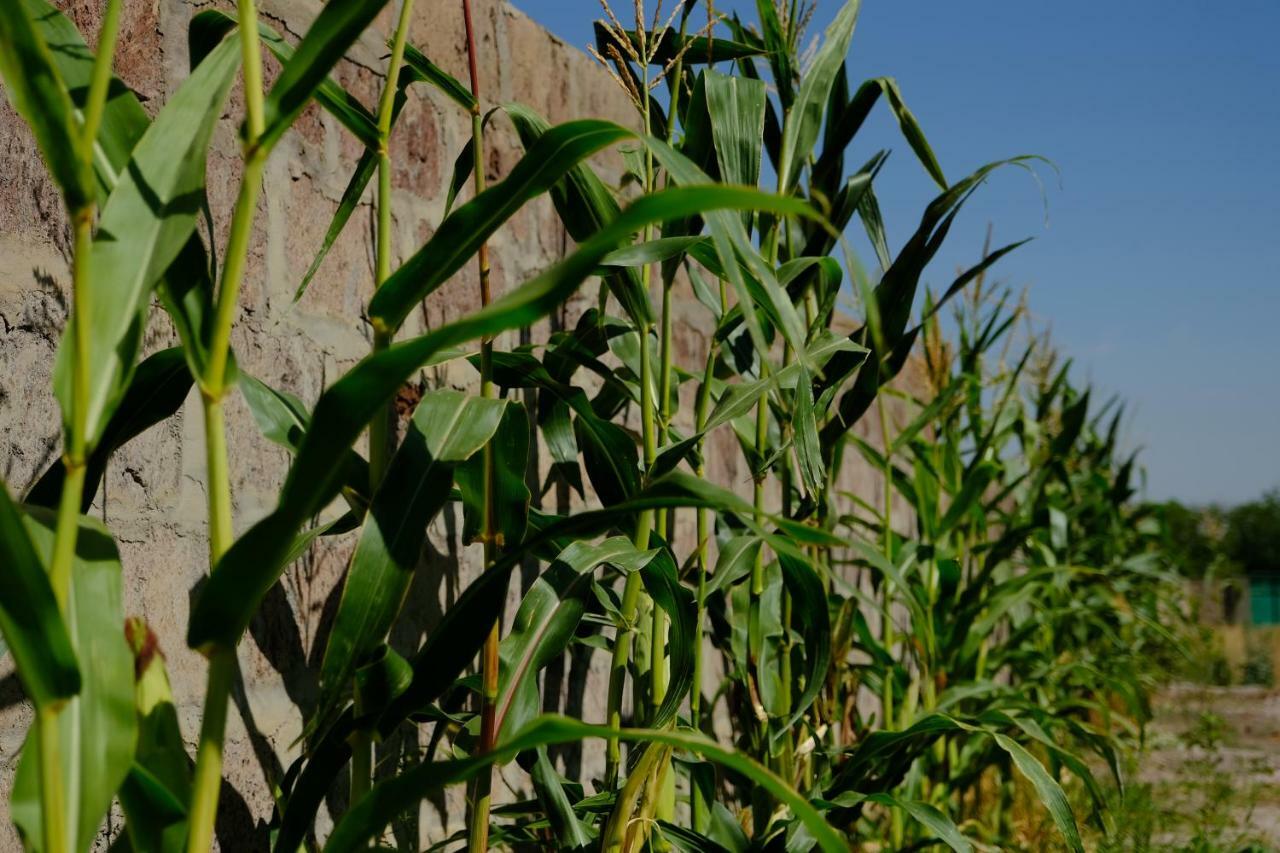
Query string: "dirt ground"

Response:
xmin=1125 ymin=683 xmax=1280 ymax=850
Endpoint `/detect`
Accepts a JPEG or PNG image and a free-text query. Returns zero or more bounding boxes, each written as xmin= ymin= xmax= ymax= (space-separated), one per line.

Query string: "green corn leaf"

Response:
xmin=402 ymin=41 xmax=475 ymax=111
xmin=937 ymin=459 xmax=999 ymax=536
xmin=12 ymin=510 xmax=135 ymax=853
xmin=530 ymin=746 xmax=594 ymax=850
xmin=0 ymin=0 xmax=91 ymax=211
xmin=770 ymin=551 xmax=831 ymax=738
xmin=190 ymin=185 xmax=800 ymax=653
xmin=258 ymin=0 xmax=391 ymax=151
xmin=502 ymin=104 xmax=654 ymax=329
xmin=239 ymin=373 xmax=371 ymax=505
xmin=324 ymin=715 xmax=848 ymax=852
xmin=705 ymin=70 xmax=766 ymax=190
xmin=990 ymin=731 xmax=1083 ymax=852
xmin=27 ymin=348 xmax=192 ymax=512
xmin=576 ymin=406 xmax=642 ymax=507
xmin=18 ymin=0 xmax=149 ymax=203
xmin=52 ymin=34 xmax=240 ymax=451
xmin=494 ymin=537 xmax=657 ymax=742
xmin=311 ymin=390 xmax=506 ymax=736
xmin=352 ymin=645 xmax=413 ymax=719
xmin=654 ymin=819 xmax=740 ymax=852
xmin=826 ymin=713 xmax=1081 ymax=852
xmin=0 ymin=484 xmax=79 ymax=707
xmin=278 ymin=472 xmax=779 ymax=844
xmin=653 ymin=332 xmax=864 ymax=476
xmin=645 ymin=135 xmax=820 ymax=373
xmin=754 ymin=0 xmax=794 ymax=108
xmin=290 ymin=44 xmax=479 ymax=304
xmin=814 ymin=76 xmax=947 ymax=194
xmin=377 ymin=472 xmax=826 ymax=738
xmin=275 ymin=708 xmax=357 ymax=851
xmin=858 ymin=180 xmax=893 ymax=271
xmin=368 ymin=119 xmax=634 ymax=334
xmin=642 ymin=547 xmax=697 ymax=729
xmin=705 ymin=535 xmax=762 ymax=596
xmin=1052 ymin=391 xmax=1091 ymax=457
xmin=830 ymin=793 xmax=971 ymax=853
xmin=792 ymin=368 xmax=823 ymax=498
xmin=476 ymin=350 xmax=639 ymax=507
xmin=292 ymin=147 xmax=376 ymax=303
xmin=456 ymin=400 xmax=531 ymax=547
xmin=820 ymin=158 xmax=1041 ymax=453
xmin=777 ymin=0 xmax=861 ymax=192
xmin=190 ymin=9 xmax=379 ymax=147
xmin=601 ymin=236 xmax=710 ymax=268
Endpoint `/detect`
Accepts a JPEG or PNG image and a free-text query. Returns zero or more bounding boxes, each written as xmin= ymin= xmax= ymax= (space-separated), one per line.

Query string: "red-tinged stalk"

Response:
xmin=460 ymin=1 xmax=501 ymax=849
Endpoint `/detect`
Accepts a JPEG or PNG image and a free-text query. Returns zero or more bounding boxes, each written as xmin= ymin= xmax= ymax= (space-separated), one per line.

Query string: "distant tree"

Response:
xmin=1224 ymin=489 xmax=1280 ymax=575
xmin=1157 ymin=500 xmax=1232 ymax=579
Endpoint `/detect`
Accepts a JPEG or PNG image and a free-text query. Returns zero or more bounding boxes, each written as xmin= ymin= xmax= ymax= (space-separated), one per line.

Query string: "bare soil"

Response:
xmin=1132 ymin=683 xmax=1280 ymax=850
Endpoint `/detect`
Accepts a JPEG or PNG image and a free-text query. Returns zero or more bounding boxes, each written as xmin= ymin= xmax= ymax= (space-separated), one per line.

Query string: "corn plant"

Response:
xmin=0 ymin=0 xmax=1187 ymax=851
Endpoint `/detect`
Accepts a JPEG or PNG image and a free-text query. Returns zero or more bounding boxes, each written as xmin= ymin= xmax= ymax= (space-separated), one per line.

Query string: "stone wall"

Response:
xmin=0 ymin=1 xmax=918 ymax=848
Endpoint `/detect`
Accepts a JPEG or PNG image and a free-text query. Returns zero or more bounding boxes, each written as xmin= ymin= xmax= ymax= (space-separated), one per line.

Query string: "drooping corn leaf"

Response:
xmin=12 ymin=509 xmax=135 ymax=853
xmin=990 ymin=730 xmax=1083 ymax=852
xmin=325 ymin=715 xmax=849 ymax=852
xmin=828 ymin=792 xmax=971 ymax=853
xmin=368 ymin=119 xmax=635 ymax=333
xmin=825 ymin=713 xmax=1081 ymax=852
xmin=52 ymin=34 xmax=240 ymax=451
xmin=0 ymin=484 xmax=79 ymax=707
xmin=190 ymin=185 xmax=809 ymax=652
xmin=769 ymin=551 xmax=831 ymax=739
xmin=601 ymin=236 xmax=710 ymax=268
xmin=27 ymin=348 xmax=192 ymax=512
xmin=189 ymin=9 xmax=379 ymax=147
xmin=814 ymin=76 xmax=948 ymax=194
xmin=529 ymin=746 xmax=594 ymax=851
xmin=0 ymin=0 xmax=91 ymax=210
xmin=455 ymin=401 xmax=530 ymax=548
xmin=819 ymin=158 xmax=1041 ymax=453
xmin=18 ymin=0 xmax=149 ymax=203
xmin=401 ymin=41 xmax=475 ymax=111
xmin=239 ymin=373 xmax=370 ymax=506
xmin=641 ymin=546 xmax=697 ymax=730
xmin=312 ymin=390 xmax=507 ymax=736
xmin=278 ymin=473 xmax=786 ymax=845
xmin=502 ymin=104 xmax=654 ymax=328
xmin=494 ymin=537 xmax=657 ymax=742
xmin=258 ymin=0 xmax=391 ymax=151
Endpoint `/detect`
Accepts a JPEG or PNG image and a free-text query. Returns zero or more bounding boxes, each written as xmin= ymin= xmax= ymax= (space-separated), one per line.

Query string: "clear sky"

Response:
xmin=514 ymin=1 xmax=1280 ymax=506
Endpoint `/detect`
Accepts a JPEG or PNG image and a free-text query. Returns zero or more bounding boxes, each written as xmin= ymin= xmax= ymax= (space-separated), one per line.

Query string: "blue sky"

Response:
xmin=515 ymin=1 xmax=1280 ymax=506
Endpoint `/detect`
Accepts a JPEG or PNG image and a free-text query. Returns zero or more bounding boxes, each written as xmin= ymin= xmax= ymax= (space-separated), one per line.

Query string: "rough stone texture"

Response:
xmin=0 ymin=1 xmax=921 ymax=848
